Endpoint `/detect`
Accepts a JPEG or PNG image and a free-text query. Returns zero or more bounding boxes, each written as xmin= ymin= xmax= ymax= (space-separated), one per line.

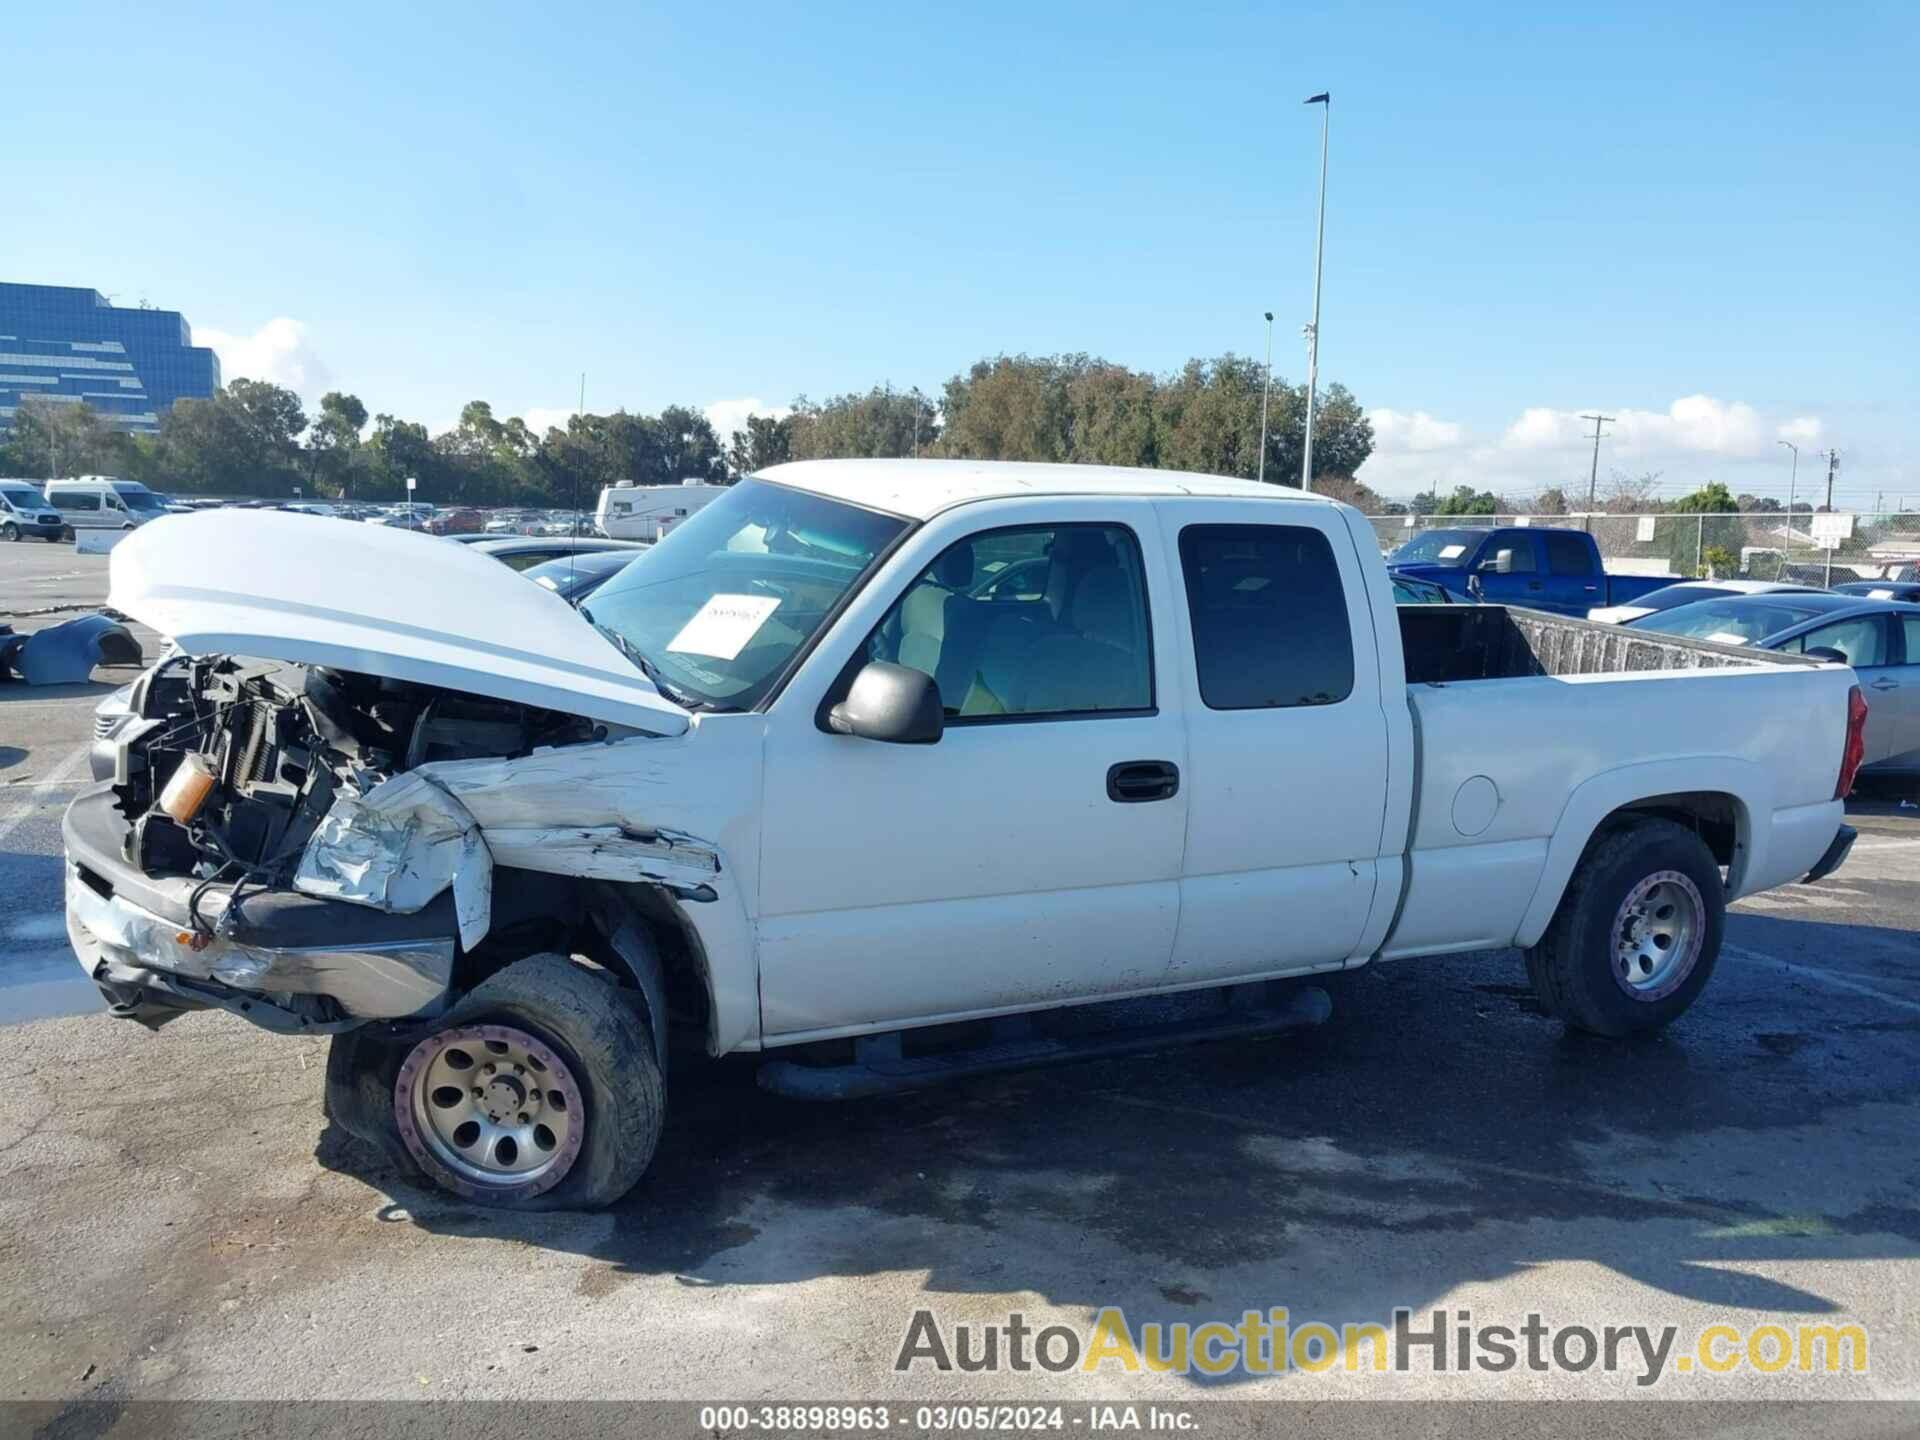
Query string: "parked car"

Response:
xmin=1388 ymin=526 xmax=1675 ymax=617
xmin=429 ymin=507 xmax=486 ymax=535
xmin=43 ymin=477 xmax=172 ymax=531
xmin=522 ymin=548 xmax=643 ymax=603
xmin=1 ymin=478 xmax=67 ymax=541
xmin=469 ymin=535 xmax=647 ymax=572
xmin=1588 ymin=579 xmax=1824 ymax=625
xmin=68 ymin=462 xmax=1861 ymax=1209
xmin=1628 ymin=592 xmax=1920 ymax=775
xmin=1832 ymin=580 xmax=1920 ymax=604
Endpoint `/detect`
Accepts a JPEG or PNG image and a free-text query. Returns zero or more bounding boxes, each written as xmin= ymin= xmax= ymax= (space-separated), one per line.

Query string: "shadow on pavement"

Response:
xmin=314 ymin=930 xmax=1920 ymax=1384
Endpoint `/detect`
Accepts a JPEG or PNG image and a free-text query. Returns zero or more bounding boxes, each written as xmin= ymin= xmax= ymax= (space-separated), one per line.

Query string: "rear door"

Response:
xmin=1879 ymin=613 xmax=1920 ymax=768
xmin=1779 ymin=614 xmax=1902 ymax=762
xmin=1157 ymin=501 xmax=1391 ymax=984
xmin=1540 ymin=530 xmax=1603 ymax=614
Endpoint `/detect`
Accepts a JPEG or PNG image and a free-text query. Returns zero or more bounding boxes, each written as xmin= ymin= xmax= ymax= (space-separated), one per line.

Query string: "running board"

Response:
xmin=757 ymin=985 xmax=1333 ymax=1101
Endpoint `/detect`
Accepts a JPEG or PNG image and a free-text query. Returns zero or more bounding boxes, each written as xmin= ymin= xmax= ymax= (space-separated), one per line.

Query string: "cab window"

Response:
xmin=1782 ymin=617 xmax=1888 ymax=667
xmin=864 ymin=524 xmax=1153 ymax=720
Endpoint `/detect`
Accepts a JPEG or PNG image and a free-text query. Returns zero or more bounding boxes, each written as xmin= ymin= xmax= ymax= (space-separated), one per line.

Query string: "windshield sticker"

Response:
xmin=1438 ymin=544 xmax=1467 ymax=560
xmin=1868 ymin=589 xmax=1894 ymax=599
xmin=666 ymin=594 xmax=781 ymax=660
xmin=1706 ymin=631 xmax=1750 ymax=646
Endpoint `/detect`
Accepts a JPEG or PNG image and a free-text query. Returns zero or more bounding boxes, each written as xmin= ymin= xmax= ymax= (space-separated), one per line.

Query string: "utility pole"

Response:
xmin=1299 ymin=92 xmax=1330 ymax=493
xmin=1580 ymin=413 xmax=1614 ymax=532
xmin=1257 ymin=312 xmax=1274 ymax=484
xmin=1822 ymin=448 xmax=1840 ymax=588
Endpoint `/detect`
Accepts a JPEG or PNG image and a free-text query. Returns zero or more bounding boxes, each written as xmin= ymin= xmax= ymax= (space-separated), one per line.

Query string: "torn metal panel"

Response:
xmin=295 ymin=771 xmax=494 ymax=951
xmin=482 ymin=824 xmax=720 ymax=895
xmin=0 ymin=613 xmax=142 ymax=685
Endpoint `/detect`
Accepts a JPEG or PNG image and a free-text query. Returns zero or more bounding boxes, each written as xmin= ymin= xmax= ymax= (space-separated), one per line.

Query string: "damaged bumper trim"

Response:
xmin=67 ymin=867 xmax=455 ymax=1020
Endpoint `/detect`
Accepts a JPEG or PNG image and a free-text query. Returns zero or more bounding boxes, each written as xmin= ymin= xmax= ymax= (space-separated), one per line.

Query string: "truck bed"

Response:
xmin=1382 ymin=603 xmax=1848 ymax=963
xmin=1398 ymin=604 xmax=1816 ymax=685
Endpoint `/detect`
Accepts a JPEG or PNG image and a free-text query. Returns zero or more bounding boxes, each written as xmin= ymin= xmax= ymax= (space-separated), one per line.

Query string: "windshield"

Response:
xmin=112 ymin=484 xmax=168 ymax=513
xmin=1632 ymin=584 xmax=1733 ymax=614
xmin=581 ymin=478 xmax=907 ymax=711
xmin=1390 ymin=529 xmax=1483 ymax=566
xmin=1629 ymin=597 xmax=1838 ymax=646
xmin=1 ymin=483 xmax=45 ymax=508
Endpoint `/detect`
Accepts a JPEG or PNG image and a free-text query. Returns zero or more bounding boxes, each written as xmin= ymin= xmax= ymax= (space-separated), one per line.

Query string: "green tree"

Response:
xmin=791 ymin=386 xmax=939 ymax=460
xmin=727 ymin=413 xmax=795 ymax=476
xmin=308 ymin=391 xmax=369 ymax=496
xmin=0 ymin=395 xmax=130 ymax=477
xmin=1434 ymin=485 xmax=1500 ymax=516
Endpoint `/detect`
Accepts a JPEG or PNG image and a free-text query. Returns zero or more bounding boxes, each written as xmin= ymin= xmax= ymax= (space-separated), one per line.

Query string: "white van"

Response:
xmin=595 ymin=479 xmax=728 ymax=540
xmin=43 ymin=477 xmax=174 ymax=531
xmin=1 ymin=478 xmax=68 ymax=541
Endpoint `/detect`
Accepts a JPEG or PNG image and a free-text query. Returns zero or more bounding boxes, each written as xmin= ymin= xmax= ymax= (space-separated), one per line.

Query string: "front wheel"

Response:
xmin=331 ymin=953 xmax=663 ymax=1209
xmin=1 ymin=522 xmax=17 ymax=542
xmin=1524 ymin=817 xmax=1725 ymax=1036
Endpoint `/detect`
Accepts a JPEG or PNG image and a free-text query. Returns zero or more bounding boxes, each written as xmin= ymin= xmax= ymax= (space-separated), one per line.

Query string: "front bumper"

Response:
xmin=63 ymin=784 xmax=459 ymax=1028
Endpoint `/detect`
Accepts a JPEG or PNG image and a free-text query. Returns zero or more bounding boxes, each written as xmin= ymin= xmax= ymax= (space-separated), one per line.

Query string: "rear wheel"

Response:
xmin=329 ymin=953 xmax=663 ymax=1209
xmin=1524 ymin=817 xmax=1725 ymax=1036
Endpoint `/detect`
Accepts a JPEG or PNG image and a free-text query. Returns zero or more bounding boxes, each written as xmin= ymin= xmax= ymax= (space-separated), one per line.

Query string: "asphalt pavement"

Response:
xmin=2 ymin=541 xmax=1916 ymax=1428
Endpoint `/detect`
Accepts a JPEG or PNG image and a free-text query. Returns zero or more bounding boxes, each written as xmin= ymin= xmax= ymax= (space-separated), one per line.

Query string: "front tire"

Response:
xmin=1524 ymin=817 xmax=1725 ymax=1036
xmin=330 ymin=953 xmax=663 ymax=1210
xmin=1 ymin=522 xmax=17 ymax=542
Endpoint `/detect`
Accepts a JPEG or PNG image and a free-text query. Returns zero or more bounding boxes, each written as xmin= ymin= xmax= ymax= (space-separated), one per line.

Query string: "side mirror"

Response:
xmin=1803 ymin=646 xmax=1850 ymax=664
xmin=1482 ymin=548 xmax=1514 ymax=575
xmin=827 ymin=662 xmax=943 ymax=744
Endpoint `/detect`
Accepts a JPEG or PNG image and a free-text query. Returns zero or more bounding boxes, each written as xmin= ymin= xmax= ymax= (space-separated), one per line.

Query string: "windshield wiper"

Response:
xmin=586 ymin=618 xmax=710 ymax=711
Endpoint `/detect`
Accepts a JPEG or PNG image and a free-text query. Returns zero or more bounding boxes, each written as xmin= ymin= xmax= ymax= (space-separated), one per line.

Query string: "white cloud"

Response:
xmin=520 ymin=406 xmax=580 ymax=437
xmin=705 ymin=396 xmax=791 ymax=443
xmin=1368 ymin=408 xmax=1465 ymax=453
xmin=1357 ymin=393 xmax=1833 ymax=502
xmin=197 ymin=317 xmax=330 ymax=400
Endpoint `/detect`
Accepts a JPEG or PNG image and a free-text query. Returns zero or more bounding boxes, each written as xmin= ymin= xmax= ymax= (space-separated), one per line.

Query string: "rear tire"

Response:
xmin=327 ymin=953 xmax=663 ymax=1210
xmin=1524 ymin=817 xmax=1725 ymax=1037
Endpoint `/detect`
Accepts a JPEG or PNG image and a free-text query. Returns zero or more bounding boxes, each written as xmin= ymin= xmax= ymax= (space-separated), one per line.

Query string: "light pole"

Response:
xmin=1299 ymin=92 xmax=1330 ymax=493
xmin=1579 ymin=413 xmax=1613 ymax=532
xmin=1257 ymin=311 xmax=1274 ymax=484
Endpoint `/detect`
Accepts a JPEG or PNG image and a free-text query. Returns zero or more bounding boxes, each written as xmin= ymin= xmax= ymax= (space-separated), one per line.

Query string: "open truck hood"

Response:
xmin=109 ymin=511 xmax=690 ymax=735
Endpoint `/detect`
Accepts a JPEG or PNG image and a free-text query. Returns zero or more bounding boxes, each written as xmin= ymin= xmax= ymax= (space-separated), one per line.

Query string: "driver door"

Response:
xmin=1471 ymin=532 xmax=1546 ymax=608
xmin=755 ymin=500 xmax=1189 ymax=1042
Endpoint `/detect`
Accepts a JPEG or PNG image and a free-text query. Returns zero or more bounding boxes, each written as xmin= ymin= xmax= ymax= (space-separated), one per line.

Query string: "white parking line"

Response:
xmin=0 ymin=743 xmax=88 ymax=846
xmin=1725 ymin=943 xmax=1920 ymax=1015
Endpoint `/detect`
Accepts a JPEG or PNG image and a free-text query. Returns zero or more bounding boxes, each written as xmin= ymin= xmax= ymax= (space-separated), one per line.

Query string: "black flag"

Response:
xmin=1305 ymin=92 xmax=1330 ymax=104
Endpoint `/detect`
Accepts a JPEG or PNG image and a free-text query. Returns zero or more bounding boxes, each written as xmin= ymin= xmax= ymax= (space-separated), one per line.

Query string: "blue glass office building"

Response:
xmin=0 ymin=282 xmax=221 ymax=435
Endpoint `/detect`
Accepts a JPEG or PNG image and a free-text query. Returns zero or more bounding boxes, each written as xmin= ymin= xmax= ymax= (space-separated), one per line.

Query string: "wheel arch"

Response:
xmin=585 ymin=880 xmax=719 ymax=1064
xmin=1514 ymin=759 xmax=1764 ymax=949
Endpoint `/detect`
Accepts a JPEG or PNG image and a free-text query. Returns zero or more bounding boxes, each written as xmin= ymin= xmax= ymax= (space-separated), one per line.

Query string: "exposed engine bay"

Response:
xmin=111 ymin=654 xmax=604 ymax=927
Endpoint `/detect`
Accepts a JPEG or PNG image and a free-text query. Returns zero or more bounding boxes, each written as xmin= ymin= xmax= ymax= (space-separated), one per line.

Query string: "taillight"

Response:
xmin=1836 ymin=685 xmax=1869 ymax=799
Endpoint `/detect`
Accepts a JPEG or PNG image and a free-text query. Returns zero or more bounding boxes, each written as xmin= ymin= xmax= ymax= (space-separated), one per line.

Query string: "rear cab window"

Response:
xmin=1178 ymin=524 xmax=1355 ymax=709
xmin=1543 ymin=531 xmax=1593 ymax=576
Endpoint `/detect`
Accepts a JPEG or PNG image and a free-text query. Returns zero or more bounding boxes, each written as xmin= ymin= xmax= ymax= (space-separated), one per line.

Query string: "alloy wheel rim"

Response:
xmin=1610 ymin=870 xmax=1704 ymax=1000
xmin=394 ymin=1023 xmax=585 ymax=1198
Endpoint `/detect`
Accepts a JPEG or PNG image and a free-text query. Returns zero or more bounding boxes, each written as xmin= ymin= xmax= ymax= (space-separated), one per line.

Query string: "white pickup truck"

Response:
xmin=66 ymin=461 xmax=1864 ymax=1209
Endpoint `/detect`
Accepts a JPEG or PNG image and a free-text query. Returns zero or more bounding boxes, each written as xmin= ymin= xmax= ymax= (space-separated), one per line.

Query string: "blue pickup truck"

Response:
xmin=1388 ymin=525 xmax=1675 ymax=618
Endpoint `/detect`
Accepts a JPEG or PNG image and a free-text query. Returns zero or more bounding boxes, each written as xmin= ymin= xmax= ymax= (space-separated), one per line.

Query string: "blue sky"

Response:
xmin=10 ymin=1 xmax=1915 ymax=502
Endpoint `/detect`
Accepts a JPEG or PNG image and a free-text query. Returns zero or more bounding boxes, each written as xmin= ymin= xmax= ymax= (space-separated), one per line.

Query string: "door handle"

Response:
xmin=1870 ymin=678 xmax=1899 ymax=691
xmin=1107 ymin=760 xmax=1180 ymax=803
xmin=1527 ymin=580 xmax=1543 ymax=591
xmin=1583 ymin=585 xmax=1599 ymax=592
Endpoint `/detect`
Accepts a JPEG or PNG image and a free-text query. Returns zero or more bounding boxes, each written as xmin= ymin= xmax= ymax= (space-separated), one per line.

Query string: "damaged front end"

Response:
xmin=65 ymin=653 xmax=612 ymax=1030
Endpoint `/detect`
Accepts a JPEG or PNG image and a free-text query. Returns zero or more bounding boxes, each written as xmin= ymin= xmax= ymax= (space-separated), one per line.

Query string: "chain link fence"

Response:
xmin=1363 ymin=512 xmax=1920 ymax=586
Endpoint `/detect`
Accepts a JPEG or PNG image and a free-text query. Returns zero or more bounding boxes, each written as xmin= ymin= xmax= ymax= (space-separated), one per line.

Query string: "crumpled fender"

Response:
xmin=0 ymin=613 xmax=143 ymax=685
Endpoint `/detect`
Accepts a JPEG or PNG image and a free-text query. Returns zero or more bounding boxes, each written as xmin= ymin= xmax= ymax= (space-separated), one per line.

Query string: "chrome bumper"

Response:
xmin=66 ymin=867 xmax=454 ymax=1020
